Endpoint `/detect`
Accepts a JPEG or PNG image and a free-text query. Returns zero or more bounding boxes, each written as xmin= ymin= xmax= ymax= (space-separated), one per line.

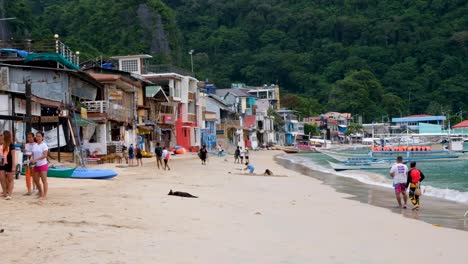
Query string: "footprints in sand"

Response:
xmin=38 ymin=219 xmax=138 ymax=230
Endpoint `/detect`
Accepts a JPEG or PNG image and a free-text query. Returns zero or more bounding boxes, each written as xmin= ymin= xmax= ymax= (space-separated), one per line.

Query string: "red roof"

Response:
xmin=453 ymin=120 xmax=468 ymax=128
xmin=327 ymin=118 xmax=338 ymax=124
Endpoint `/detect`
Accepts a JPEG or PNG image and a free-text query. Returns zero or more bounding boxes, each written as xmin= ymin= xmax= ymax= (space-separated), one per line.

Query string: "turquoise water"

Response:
xmin=281 ymin=143 xmax=468 ymax=203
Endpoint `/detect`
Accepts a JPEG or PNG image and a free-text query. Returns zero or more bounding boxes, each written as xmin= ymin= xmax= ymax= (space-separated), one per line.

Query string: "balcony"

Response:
xmin=83 ymin=101 xmax=132 ymax=123
xmin=144 ymin=64 xmax=194 ymax=77
xmin=188 ymin=92 xmax=196 ymax=101
xmin=221 ymin=118 xmax=241 ymax=128
xmin=187 ymin=113 xmax=197 ymax=123
xmin=0 ymin=38 xmax=80 ymax=66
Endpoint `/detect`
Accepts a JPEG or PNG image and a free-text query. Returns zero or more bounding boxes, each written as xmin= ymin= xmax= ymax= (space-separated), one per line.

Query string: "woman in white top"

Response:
xmin=31 ymin=132 xmax=49 ymax=200
xmin=24 ymin=132 xmax=37 ymax=195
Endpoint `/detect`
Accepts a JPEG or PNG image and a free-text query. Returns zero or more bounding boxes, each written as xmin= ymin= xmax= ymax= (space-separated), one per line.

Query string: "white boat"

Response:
xmin=320 ymin=148 xmax=460 ymax=162
xmin=328 ymin=160 xmax=392 ymax=171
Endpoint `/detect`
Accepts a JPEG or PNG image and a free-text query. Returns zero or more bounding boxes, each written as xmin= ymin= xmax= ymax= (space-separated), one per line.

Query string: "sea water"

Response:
xmin=279 ymin=143 xmax=468 ymax=204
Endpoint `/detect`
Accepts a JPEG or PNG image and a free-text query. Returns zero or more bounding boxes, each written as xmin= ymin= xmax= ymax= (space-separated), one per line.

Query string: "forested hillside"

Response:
xmin=167 ymin=0 xmax=468 ymax=121
xmin=2 ymin=0 xmax=182 ymax=63
xmin=3 ymin=0 xmax=468 ymax=122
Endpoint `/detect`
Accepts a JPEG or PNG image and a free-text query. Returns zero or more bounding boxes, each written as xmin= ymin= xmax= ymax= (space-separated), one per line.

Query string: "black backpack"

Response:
xmin=155 ymin=147 xmax=163 ymax=156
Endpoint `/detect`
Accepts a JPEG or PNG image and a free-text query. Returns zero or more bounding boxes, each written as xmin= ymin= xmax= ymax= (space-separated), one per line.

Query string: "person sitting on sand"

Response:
xmin=244 ymin=162 xmax=255 ymax=175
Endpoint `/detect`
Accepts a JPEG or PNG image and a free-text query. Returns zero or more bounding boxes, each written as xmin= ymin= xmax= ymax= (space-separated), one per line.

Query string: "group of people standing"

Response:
xmin=0 ymin=131 xmax=49 ymax=201
xmin=390 ymin=156 xmax=425 ymax=210
xmin=234 ymin=147 xmax=249 ymax=164
xmin=154 ymin=143 xmax=171 ymax=170
xmin=125 ymin=144 xmax=143 ymax=166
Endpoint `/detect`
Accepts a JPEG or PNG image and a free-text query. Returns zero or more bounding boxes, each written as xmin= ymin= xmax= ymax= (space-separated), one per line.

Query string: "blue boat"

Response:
xmin=70 ymin=168 xmax=118 ymax=179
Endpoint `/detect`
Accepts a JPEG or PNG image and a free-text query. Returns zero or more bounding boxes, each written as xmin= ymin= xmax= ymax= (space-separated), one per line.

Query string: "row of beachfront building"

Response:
xmin=0 ymin=38 xmax=466 ymax=161
xmin=0 ymin=37 xmax=312 ymax=161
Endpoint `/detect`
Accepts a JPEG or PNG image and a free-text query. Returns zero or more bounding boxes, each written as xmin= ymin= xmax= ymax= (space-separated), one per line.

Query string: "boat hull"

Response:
xmin=328 ymin=161 xmax=391 ymax=171
xmin=320 ymin=149 xmax=459 ymax=162
xmin=47 ymin=167 xmax=76 ymax=178
xmin=70 ymin=168 xmax=118 ymax=179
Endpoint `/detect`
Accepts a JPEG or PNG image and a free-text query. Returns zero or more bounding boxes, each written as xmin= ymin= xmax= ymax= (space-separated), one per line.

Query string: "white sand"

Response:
xmin=1 ymin=150 xmax=468 ymax=263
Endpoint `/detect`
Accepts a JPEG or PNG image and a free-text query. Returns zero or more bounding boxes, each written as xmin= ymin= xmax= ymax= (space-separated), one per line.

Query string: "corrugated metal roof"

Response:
xmin=216 ymin=88 xmax=254 ymax=98
xmin=392 ymin=116 xmax=446 ymax=122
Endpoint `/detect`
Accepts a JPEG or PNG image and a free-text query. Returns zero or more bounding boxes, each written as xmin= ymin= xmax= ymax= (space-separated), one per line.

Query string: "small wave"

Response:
xmin=279 ymin=154 xmax=468 ymax=204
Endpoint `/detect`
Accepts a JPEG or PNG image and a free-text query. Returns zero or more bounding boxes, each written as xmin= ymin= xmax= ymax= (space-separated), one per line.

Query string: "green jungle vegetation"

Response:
xmin=4 ymin=0 xmax=468 ymax=122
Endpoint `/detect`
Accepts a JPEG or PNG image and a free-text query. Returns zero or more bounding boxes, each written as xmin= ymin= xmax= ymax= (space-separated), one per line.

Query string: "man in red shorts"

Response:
xmin=389 ymin=156 xmax=408 ymax=208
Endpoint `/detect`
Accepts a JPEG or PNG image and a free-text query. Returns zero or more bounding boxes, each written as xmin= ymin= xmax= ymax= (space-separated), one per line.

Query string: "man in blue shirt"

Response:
xmin=244 ymin=162 xmax=255 ymax=174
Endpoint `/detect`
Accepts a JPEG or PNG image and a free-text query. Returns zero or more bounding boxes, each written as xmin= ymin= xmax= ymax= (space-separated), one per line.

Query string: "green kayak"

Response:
xmin=47 ymin=167 xmax=76 ymax=178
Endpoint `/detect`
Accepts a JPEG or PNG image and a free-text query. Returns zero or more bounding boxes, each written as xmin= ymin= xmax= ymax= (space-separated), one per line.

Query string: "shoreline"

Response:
xmin=276 ymin=154 xmax=468 ymax=231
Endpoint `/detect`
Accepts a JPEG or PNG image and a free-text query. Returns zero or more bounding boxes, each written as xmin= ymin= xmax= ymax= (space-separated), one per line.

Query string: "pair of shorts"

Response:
xmin=394 ymin=183 xmax=407 ymax=194
xmin=34 ymin=164 xmax=48 ymax=173
xmin=0 ymin=165 xmax=13 ymax=172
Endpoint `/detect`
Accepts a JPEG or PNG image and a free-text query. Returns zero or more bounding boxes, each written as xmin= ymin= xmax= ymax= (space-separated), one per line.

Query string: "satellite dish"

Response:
xmin=197 ymin=81 xmax=206 ymax=88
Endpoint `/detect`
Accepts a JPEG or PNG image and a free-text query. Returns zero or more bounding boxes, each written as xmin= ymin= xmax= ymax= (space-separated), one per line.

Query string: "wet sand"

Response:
xmin=277 ymin=155 xmax=468 ymax=231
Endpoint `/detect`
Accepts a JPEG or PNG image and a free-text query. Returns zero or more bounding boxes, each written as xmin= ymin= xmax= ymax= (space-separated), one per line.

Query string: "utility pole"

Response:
xmin=25 ymin=80 xmax=32 ymax=133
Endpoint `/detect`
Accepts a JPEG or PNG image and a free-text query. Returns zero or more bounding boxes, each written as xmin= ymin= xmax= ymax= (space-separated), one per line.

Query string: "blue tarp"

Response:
xmin=0 ymin=48 xmax=30 ymax=57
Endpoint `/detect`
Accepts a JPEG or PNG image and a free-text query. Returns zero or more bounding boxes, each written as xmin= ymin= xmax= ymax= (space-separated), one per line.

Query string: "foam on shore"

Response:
xmin=277 ymin=153 xmax=468 ymax=231
xmin=278 ymin=154 xmax=468 ymax=204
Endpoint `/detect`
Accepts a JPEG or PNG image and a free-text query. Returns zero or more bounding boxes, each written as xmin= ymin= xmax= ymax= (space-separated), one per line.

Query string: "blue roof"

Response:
xmin=392 ymin=116 xmax=446 ymax=122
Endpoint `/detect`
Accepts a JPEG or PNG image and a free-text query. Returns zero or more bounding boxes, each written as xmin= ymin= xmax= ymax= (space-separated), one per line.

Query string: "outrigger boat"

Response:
xmin=320 ymin=148 xmax=460 ymax=162
xmin=328 ymin=158 xmax=392 ymax=171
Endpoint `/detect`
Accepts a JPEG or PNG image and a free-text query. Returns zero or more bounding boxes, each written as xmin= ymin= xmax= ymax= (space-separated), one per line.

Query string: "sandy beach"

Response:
xmin=1 ymin=150 xmax=468 ymax=263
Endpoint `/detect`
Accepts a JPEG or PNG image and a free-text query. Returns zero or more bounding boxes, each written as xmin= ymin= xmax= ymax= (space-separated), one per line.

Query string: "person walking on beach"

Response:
xmin=217 ymin=144 xmax=224 ymax=157
xmin=0 ymin=131 xmax=16 ymax=200
xmin=155 ymin=143 xmax=163 ymax=169
xmin=244 ymin=162 xmax=255 ymax=175
xmin=122 ymin=145 xmax=128 ymax=164
xmin=24 ymin=132 xmax=37 ymax=196
xmin=162 ymin=147 xmax=170 ymax=170
xmin=199 ymin=144 xmax=208 ymax=165
xmin=239 ymin=148 xmax=245 ymax=164
xmin=128 ymin=144 xmax=135 ymax=166
xmin=31 ymin=132 xmax=49 ymax=200
xmin=234 ymin=146 xmax=240 ymax=163
xmin=135 ymin=145 xmax=143 ymax=166
xmin=389 ymin=156 xmax=408 ymax=208
xmin=406 ymin=161 xmax=425 ymax=210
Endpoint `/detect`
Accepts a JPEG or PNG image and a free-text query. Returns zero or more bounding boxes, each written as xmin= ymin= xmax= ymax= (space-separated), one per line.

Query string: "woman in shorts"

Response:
xmin=0 ymin=131 xmax=16 ymax=200
xmin=31 ymin=132 xmax=49 ymax=200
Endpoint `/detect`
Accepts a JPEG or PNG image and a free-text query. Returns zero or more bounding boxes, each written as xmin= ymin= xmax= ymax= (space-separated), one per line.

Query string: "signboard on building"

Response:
xmin=14 ymin=98 xmax=42 ymax=115
xmin=0 ymin=67 xmax=9 ymax=91
xmin=161 ymin=114 xmax=174 ymax=124
xmin=32 ymin=116 xmax=59 ymax=123
xmin=108 ymin=88 xmax=123 ymax=100
xmin=81 ymin=107 xmax=88 ymax=119
xmin=216 ymin=130 xmax=224 ymax=135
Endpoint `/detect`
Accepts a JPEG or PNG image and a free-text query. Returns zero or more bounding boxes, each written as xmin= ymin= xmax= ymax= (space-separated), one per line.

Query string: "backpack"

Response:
xmin=155 ymin=147 xmax=163 ymax=156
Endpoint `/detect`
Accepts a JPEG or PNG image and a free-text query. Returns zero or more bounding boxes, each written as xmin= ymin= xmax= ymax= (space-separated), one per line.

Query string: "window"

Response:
xmin=121 ymin=59 xmax=139 ymax=73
